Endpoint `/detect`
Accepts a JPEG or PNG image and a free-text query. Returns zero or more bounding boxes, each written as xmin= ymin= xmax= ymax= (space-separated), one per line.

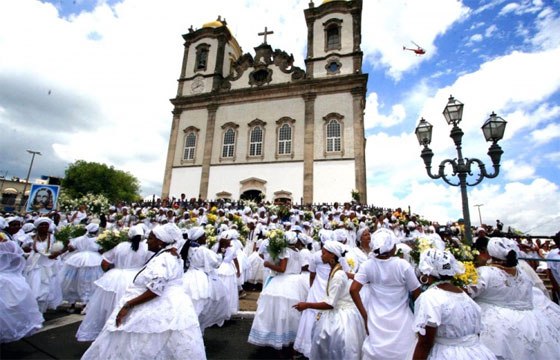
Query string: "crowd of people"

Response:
xmin=1 ymin=197 xmax=560 ymax=360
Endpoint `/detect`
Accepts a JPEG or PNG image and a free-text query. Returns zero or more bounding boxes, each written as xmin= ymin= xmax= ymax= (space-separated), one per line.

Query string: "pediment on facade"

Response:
xmin=215 ymin=191 xmax=232 ymax=199
xmin=239 ymin=177 xmax=267 ymax=194
xmin=221 ymin=44 xmax=305 ymax=90
xmin=273 ymin=190 xmax=292 ymax=199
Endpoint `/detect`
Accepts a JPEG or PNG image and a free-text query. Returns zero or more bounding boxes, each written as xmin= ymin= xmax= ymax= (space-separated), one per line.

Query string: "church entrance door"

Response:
xmin=240 ymin=190 xmax=263 ymax=202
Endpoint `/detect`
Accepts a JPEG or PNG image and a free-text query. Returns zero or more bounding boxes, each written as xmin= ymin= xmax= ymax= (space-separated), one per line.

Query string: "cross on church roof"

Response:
xmin=258 ymin=26 xmax=274 ymax=44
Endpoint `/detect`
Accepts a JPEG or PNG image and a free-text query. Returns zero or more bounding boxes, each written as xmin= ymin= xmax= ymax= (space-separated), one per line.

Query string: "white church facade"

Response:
xmin=162 ymin=0 xmax=367 ymax=204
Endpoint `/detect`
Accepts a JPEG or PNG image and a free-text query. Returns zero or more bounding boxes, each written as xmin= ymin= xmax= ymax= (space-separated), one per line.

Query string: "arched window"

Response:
xmin=249 ymin=126 xmax=263 ymax=156
xmin=183 ymin=132 xmax=196 ymax=160
xmin=324 ymin=19 xmax=342 ymax=52
xmin=326 ymin=119 xmax=341 ymax=152
xmin=222 ymin=128 xmax=236 ymax=158
xmin=278 ymin=123 xmax=292 ymax=155
xmin=195 ymin=44 xmax=210 ymax=72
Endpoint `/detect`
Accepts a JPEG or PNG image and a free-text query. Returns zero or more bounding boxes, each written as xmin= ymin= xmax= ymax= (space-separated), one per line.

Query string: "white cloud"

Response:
xmin=501 ymin=159 xmax=536 ymax=181
xmin=531 ymin=122 xmax=560 ymax=145
xmin=364 ymin=93 xmax=406 ymax=129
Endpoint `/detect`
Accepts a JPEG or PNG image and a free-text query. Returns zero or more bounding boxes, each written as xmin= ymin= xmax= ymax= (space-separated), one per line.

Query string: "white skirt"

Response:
xmin=25 ymin=263 xmax=63 ymax=313
xmin=310 ymin=306 xmax=366 ymax=360
xmin=76 ymin=268 xmax=139 ymax=341
xmin=60 ymin=263 xmax=104 ymax=303
xmin=81 ymin=286 xmax=206 ymax=360
xmin=248 ymin=273 xmax=309 ymax=349
xmin=0 ymin=272 xmax=44 ymax=343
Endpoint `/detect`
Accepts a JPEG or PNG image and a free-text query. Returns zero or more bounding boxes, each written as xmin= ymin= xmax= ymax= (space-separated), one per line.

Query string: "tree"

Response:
xmin=62 ymin=160 xmax=141 ymax=203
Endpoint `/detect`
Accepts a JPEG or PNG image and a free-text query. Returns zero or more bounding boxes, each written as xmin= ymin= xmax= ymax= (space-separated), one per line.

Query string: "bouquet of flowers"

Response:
xmin=409 ymin=237 xmax=436 ymax=264
xmin=303 ymin=211 xmax=313 ymax=222
xmin=97 ymin=228 xmax=129 ymax=252
xmin=447 ymin=244 xmax=479 ymax=287
xmin=206 ymin=213 xmax=218 ymax=225
xmin=266 ymin=229 xmax=287 ymax=261
xmin=351 ymin=189 xmax=360 ymax=203
xmin=55 ymin=224 xmax=87 ymax=247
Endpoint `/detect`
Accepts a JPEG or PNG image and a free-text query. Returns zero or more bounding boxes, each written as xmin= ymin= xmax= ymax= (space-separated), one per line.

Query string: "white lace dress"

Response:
xmin=294 ymin=251 xmax=330 ymax=358
xmin=248 ymin=248 xmax=309 ymax=349
xmin=182 ymin=246 xmax=230 ymax=331
xmin=310 ymin=267 xmax=366 ymax=360
xmin=76 ymin=241 xmax=152 ymax=341
xmin=81 ymin=249 xmax=206 ymax=360
xmin=0 ymin=241 xmax=44 ymax=343
xmin=413 ymin=286 xmax=496 ymax=359
xmin=214 ymin=245 xmax=239 ymax=315
xmin=60 ymin=235 xmax=104 ymax=303
xmin=24 ymin=236 xmax=63 ymax=312
xmin=354 ymin=256 xmax=421 ymax=360
xmin=471 ymin=265 xmax=560 ymax=360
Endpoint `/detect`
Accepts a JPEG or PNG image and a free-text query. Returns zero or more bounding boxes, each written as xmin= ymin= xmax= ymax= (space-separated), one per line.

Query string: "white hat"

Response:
xmin=86 ymin=223 xmax=99 ymax=234
xmin=488 ymin=237 xmax=519 ymax=260
xmin=128 ymin=224 xmax=144 ymax=238
xmin=323 ymin=240 xmax=346 ymax=258
xmin=188 ymin=227 xmax=205 ymax=241
xmin=418 ymin=248 xmax=464 ymax=278
xmin=319 ymin=229 xmax=333 ymax=244
xmin=333 ymin=228 xmax=347 ymax=243
xmin=152 ymin=223 xmax=182 ymax=244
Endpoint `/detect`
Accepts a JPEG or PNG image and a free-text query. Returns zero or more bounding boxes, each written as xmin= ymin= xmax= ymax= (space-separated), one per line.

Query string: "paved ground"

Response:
xmin=0 ymin=289 xmax=298 ymax=360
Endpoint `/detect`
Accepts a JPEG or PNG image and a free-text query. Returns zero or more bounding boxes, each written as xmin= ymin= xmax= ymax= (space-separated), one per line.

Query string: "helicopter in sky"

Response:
xmin=403 ymin=41 xmax=426 ymax=55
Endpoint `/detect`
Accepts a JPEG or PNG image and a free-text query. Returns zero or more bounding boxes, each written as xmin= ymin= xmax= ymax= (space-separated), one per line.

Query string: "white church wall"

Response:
xmin=313 ymin=160 xmax=355 ymax=203
xmin=313 ymin=92 xmax=355 ymax=159
xmin=212 ymin=98 xmax=306 ymax=163
xmin=176 ymin=108 xmax=208 ymax=166
xmin=207 ymin=162 xmax=304 ymax=201
xmin=169 ymin=166 xmax=202 ymax=199
xmin=311 ymin=12 xmax=354 ymax=78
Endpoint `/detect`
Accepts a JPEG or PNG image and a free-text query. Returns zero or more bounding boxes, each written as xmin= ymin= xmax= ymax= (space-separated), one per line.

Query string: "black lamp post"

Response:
xmin=415 ymin=96 xmax=507 ymax=244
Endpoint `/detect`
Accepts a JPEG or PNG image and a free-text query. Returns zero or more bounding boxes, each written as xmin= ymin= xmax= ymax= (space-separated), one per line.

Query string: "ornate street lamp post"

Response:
xmin=415 ymin=96 xmax=507 ymax=244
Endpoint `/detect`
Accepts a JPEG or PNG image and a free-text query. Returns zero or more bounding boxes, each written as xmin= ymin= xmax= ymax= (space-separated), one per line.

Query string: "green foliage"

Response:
xmin=62 ymin=160 xmax=141 ymax=203
xmin=97 ymin=228 xmax=129 ymax=252
xmin=55 ymin=224 xmax=86 ymax=247
xmin=267 ymin=229 xmax=287 ymax=261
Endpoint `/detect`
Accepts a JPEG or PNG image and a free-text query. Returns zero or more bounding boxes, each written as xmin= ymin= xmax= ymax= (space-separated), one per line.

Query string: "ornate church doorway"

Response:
xmin=240 ymin=190 xmax=263 ymax=202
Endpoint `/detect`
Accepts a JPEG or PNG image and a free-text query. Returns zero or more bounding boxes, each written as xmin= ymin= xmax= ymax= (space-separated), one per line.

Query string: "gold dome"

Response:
xmin=202 ymin=20 xmax=224 ymax=28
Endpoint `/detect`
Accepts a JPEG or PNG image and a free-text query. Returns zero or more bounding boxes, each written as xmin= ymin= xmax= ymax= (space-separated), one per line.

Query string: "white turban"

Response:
xmin=6 ymin=216 xmax=23 ymax=225
xmin=128 ymin=224 xmax=144 ymax=238
xmin=188 ymin=227 xmax=205 ymax=241
xmin=323 ymin=240 xmax=347 ymax=258
xmin=488 ymin=237 xmax=519 ymax=260
xmin=22 ymin=223 xmax=35 ymax=233
xmin=0 ymin=217 xmax=6 ymax=230
xmin=418 ymin=248 xmax=464 ymax=278
xmin=298 ymin=233 xmax=312 ymax=245
xmin=152 ymin=223 xmax=182 ymax=244
xmin=356 ymin=226 xmax=369 ymax=243
xmin=34 ymin=217 xmax=52 ymax=228
xmin=371 ymin=228 xmax=396 ymax=256
xmin=333 ymin=228 xmax=347 ymax=243
xmin=285 ymin=231 xmax=298 ymax=245
xmin=86 ymin=223 xmax=99 ymax=234
xmin=319 ymin=229 xmax=333 ymax=244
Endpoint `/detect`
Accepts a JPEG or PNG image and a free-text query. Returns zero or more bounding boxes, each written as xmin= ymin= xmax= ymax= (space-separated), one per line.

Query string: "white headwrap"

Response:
xmin=0 ymin=217 xmax=6 ymax=230
xmin=418 ymin=248 xmax=464 ymax=278
xmin=86 ymin=223 xmax=99 ymax=234
xmin=298 ymin=233 xmax=312 ymax=245
xmin=6 ymin=216 xmax=23 ymax=225
xmin=285 ymin=231 xmax=298 ymax=245
xmin=333 ymin=228 xmax=347 ymax=243
xmin=188 ymin=227 xmax=205 ymax=241
xmin=356 ymin=226 xmax=369 ymax=243
xmin=22 ymin=223 xmax=35 ymax=234
xmin=319 ymin=229 xmax=333 ymax=244
xmin=488 ymin=237 xmax=519 ymax=260
xmin=34 ymin=217 xmax=52 ymax=228
xmin=152 ymin=223 xmax=182 ymax=244
xmin=323 ymin=240 xmax=347 ymax=258
xmin=371 ymin=228 xmax=397 ymax=256
xmin=128 ymin=224 xmax=144 ymax=239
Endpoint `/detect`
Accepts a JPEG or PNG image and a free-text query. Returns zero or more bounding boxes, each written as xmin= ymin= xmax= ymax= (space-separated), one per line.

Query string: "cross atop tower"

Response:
xmin=258 ymin=26 xmax=274 ymax=44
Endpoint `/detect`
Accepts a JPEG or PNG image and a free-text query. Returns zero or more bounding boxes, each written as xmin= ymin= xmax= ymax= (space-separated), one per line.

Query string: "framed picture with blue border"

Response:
xmin=26 ymin=184 xmax=60 ymax=214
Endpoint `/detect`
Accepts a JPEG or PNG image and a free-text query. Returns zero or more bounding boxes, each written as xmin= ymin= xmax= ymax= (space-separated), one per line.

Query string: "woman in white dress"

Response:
xmin=293 ymin=240 xmax=366 ymax=360
xmin=350 ymin=228 xmax=421 ymax=360
xmin=76 ymin=224 xmax=152 ymax=342
xmin=248 ymin=231 xmax=309 ymax=350
xmin=213 ymin=230 xmax=240 ymax=316
xmin=469 ymin=237 xmax=560 ymax=360
xmin=182 ymin=227 xmax=230 ymax=332
xmin=60 ymin=223 xmax=104 ymax=307
xmin=23 ymin=217 xmax=64 ymax=313
xmin=0 ymin=236 xmax=44 ymax=343
xmin=293 ymin=229 xmax=332 ymax=358
xmin=81 ymin=223 xmax=206 ymax=360
xmin=413 ymin=248 xmax=496 ymax=359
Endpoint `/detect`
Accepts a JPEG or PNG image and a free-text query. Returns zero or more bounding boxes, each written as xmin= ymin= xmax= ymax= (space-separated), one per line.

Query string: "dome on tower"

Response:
xmin=202 ymin=16 xmax=226 ymax=28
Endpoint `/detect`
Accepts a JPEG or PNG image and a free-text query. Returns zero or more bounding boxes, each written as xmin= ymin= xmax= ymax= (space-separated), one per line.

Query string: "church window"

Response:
xmin=195 ymin=44 xmax=210 ymax=72
xmin=183 ymin=132 xmax=197 ymax=160
xmin=275 ymin=117 xmax=295 ymax=158
xmin=249 ymin=126 xmax=263 ymax=156
xmin=325 ymin=57 xmax=342 ymax=74
xmin=323 ymin=113 xmax=345 ymax=156
xmin=323 ymin=19 xmax=342 ymax=52
xmin=326 ymin=119 xmax=341 ymax=152
xmin=278 ymin=124 xmax=292 ymax=155
xmin=222 ymin=128 xmax=236 ymax=158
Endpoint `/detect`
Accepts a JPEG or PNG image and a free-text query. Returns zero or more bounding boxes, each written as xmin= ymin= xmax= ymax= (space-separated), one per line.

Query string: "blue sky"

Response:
xmin=0 ymin=0 xmax=559 ymax=234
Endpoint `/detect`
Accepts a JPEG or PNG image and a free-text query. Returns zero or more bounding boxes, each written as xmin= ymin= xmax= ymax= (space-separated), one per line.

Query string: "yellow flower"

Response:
xmin=347 ymin=258 xmax=356 ymax=271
